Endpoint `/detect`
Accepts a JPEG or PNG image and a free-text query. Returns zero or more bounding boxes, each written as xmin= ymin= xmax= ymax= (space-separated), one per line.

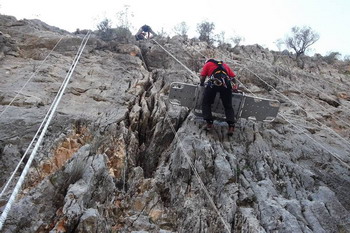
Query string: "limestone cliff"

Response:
xmin=1 ymin=15 xmax=350 ymax=232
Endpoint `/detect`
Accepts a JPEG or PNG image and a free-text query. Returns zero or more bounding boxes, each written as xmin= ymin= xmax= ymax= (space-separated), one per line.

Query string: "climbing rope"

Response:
xmin=238 ymin=64 xmax=350 ymax=148
xmin=237 ymin=56 xmax=350 ymax=128
xmin=237 ymin=80 xmax=350 ymax=169
xmin=213 ymin=51 xmax=350 ymax=149
xmin=0 ymin=31 xmax=91 ymax=230
xmin=0 ymin=36 xmax=64 ymax=118
xmin=138 ymin=49 xmax=149 ymax=71
xmin=152 ymin=39 xmax=198 ymax=78
xmin=281 ymin=113 xmax=350 ymax=169
xmin=223 ymin=52 xmax=350 ymax=114
xmin=189 ymin=45 xmax=350 ymax=142
xmin=153 ymin=39 xmax=231 ymax=232
xmin=0 ymin=32 xmax=91 ymax=200
xmin=184 ymin=43 xmax=350 ymax=168
xmin=164 ymin=113 xmax=231 ymax=232
xmin=212 ymin=52 xmax=350 ymax=137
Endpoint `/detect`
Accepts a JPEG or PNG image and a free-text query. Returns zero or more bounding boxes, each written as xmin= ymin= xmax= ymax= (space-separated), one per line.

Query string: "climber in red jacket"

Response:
xmin=200 ymin=59 xmax=237 ymax=136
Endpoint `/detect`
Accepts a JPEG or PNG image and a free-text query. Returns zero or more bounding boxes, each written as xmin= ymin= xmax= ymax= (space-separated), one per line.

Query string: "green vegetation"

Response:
xmin=197 ymin=21 xmax=215 ymax=45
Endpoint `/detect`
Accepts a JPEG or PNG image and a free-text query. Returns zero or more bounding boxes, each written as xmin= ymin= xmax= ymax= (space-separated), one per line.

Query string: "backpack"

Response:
xmin=206 ymin=59 xmax=237 ymax=89
xmin=206 ymin=59 xmax=229 ymax=79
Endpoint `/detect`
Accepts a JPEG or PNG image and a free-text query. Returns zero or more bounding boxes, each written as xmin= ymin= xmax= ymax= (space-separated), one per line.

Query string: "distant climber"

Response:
xmin=199 ymin=59 xmax=238 ymax=136
xmin=135 ymin=25 xmax=157 ymax=41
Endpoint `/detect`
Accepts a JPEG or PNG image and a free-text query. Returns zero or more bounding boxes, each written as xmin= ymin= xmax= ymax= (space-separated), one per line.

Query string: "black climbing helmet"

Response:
xmin=142 ymin=25 xmax=150 ymax=32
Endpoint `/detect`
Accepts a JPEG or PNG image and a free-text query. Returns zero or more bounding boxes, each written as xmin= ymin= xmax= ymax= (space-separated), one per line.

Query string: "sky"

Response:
xmin=1 ymin=0 xmax=349 ymax=57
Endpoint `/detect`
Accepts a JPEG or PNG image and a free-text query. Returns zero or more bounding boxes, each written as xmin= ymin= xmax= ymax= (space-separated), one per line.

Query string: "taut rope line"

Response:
xmin=164 ymin=113 xmax=232 ymax=232
xmin=0 ymin=36 xmax=64 ymax=118
xmin=153 ymin=39 xmax=231 ymax=232
xmin=0 ymin=32 xmax=90 ymax=200
xmin=0 ymin=31 xmax=91 ymax=230
xmin=237 ymin=80 xmax=350 ymax=169
xmin=213 ymin=50 xmax=350 ymax=149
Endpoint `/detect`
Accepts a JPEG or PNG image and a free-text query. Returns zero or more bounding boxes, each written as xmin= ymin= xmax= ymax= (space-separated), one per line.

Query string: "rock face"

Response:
xmin=1 ymin=15 xmax=350 ymax=233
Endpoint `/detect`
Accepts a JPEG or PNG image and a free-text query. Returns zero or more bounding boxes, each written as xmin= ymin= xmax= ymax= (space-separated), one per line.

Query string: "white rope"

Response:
xmin=0 ymin=31 xmax=91 ymax=230
xmin=219 ymin=57 xmax=350 ymax=149
xmin=0 ymin=36 xmax=64 ymax=118
xmin=292 ymin=92 xmax=350 ymax=128
xmin=186 ymin=43 xmax=208 ymax=59
xmin=228 ymin=54 xmax=350 ymax=114
xmin=153 ymin=39 xmax=231 ymax=232
xmin=241 ymin=56 xmax=350 ymax=127
xmin=186 ymin=44 xmax=350 ymax=166
xmin=152 ymin=39 xmax=198 ymax=78
xmin=0 ymin=32 xmax=91 ymax=199
xmin=165 ymin=114 xmax=231 ymax=232
xmin=256 ymin=56 xmax=350 ymax=116
xmin=299 ymin=77 xmax=350 ymax=113
xmin=237 ymin=80 xmax=350 ymax=169
xmin=280 ymin=113 xmax=350 ymax=169
xmin=228 ymin=55 xmax=350 ymax=128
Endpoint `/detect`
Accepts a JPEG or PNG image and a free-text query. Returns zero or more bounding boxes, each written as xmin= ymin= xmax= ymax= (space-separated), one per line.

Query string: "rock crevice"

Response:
xmin=1 ymin=15 xmax=350 ymax=233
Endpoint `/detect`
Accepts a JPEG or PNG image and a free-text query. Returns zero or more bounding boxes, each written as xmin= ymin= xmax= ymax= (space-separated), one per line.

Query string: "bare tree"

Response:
xmin=96 ymin=18 xmax=113 ymax=41
xmin=284 ymin=26 xmax=319 ymax=68
xmin=173 ymin=22 xmax=189 ymax=37
xmin=274 ymin=39 xmax=284 ymax=51
xmin=112 ymin=6 xmax=135 ymax=43
xmin=216 ymin=31 xmax=235 ymax=50
xmin=157 ymin=27 xmax=169 ymax=38
xmin=116 ymin=5 xmax=134 ymax=30
xmin=97 ymin=18 xmax=111 ymax=31
xmin=197 ymin=21 xmax=215 ymax=45
xmin=216 ymin=31 xmax=226 ymax=45
xmin=230 ymin=35 xmax=245 ymax=47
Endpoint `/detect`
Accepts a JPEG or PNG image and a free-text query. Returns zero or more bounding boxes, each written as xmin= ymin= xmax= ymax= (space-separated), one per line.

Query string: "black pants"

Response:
xmin=202 ymin=85 xmax=235 ymax=125
xmin=135 ymin=34 xmax=145 ymax=41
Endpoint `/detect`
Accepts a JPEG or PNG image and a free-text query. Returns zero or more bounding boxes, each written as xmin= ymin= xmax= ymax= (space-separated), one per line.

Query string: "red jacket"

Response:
xmin=200 ymin=61 xmax=236 ymax=78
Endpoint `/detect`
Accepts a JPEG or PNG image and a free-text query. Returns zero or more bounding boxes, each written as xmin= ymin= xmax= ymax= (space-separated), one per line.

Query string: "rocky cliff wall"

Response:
xmin=0 ymin=15 xmax=350 ymax=232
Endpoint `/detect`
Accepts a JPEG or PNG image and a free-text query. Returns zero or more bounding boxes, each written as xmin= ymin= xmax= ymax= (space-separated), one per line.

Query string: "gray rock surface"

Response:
xmin=0 ymin=15 xmax=350 ymax=232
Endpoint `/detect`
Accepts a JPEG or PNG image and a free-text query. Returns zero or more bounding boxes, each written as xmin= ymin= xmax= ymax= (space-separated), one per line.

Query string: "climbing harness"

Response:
xmin=153 ymin=39 xmax=232 ymax=232
xmin=207 ymin=59 xmax=231 ymax=88
xmin=187 ymin=43 xmax=350 ymax=168
xmin=222 ymin=51 xmax=350 ymax=123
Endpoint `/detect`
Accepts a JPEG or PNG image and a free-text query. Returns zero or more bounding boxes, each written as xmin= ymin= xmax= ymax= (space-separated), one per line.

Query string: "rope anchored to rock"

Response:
xmin=0 ymin=31 xmax=91 ymax=230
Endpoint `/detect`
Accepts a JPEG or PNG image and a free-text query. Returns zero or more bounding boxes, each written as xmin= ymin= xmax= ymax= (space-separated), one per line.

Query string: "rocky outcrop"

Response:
xmin=0 ymin=30 xmax=19 ymax=59
xmin=0 ymin=15 xmax=350 ymax=232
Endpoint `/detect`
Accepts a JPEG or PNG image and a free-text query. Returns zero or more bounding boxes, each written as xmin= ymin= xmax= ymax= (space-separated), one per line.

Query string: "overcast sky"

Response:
xmin=1 ymin=0 xmax=349 ymax=57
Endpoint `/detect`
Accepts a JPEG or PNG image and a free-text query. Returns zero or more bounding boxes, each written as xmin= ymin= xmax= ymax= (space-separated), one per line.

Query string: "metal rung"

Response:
xmin=168 ymin=82 xmax=280 ymax=122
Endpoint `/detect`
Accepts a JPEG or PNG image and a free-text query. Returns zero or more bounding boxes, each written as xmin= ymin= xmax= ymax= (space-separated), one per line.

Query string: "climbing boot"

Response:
xmin=204 ymin=122 xmax=213 ymax=131
xmin=227 ymin=125 xmax=235 ymax=136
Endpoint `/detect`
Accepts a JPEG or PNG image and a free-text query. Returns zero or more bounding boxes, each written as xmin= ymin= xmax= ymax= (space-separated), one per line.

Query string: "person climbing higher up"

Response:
xmin=199 ymin=59 xmax=238 ymax=136
xmin=135 ymin=25 xmax=157 ymax=41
